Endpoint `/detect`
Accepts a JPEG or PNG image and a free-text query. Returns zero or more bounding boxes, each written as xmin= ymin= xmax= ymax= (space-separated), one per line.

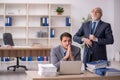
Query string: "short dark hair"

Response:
xmin=60 ymin=32 xmax=72 ymax=41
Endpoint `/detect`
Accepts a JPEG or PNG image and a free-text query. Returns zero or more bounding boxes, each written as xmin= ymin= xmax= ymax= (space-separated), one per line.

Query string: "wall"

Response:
xmin=113 ymin=0 xmax=120 ymax=61
xmin=0 ymin=0 xmax=119 ymax=61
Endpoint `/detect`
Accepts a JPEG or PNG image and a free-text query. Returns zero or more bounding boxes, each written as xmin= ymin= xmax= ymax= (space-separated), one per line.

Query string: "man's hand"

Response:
xmin=82 ymin=37 xmax=92 ymax=48
xmin=68 ymin=45 xmax=74 ymax=61
xmin=63 ymin=45 xmax=70 ymax=61
xmin=89 ymin=34 xmax=97 ymax=41
xmin=63 ymin=45 xmax=74 ymax=61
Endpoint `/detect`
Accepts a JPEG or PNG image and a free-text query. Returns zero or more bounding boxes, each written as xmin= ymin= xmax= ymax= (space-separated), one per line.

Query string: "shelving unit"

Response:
xmin=4 ymin=3 xmax=27 ymax=46
xmin=0 ymin=3 xmax=5 ymax=45
xmin=0 ymin=3 xmax=72 ymax=47
xmin=49 ymin=4 xmax=71 ymax=46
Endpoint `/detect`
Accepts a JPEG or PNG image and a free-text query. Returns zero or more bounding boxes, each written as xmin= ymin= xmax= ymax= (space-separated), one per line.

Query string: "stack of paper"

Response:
xmin=86 ymin=60 xmax=109 ymax=72
xmin=38 ymin=64 xmax=57 ymax=77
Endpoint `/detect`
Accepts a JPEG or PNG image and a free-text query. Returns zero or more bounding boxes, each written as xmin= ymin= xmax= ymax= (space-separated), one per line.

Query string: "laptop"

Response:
xmin=59 ymin=61 xmax=82 ymax=75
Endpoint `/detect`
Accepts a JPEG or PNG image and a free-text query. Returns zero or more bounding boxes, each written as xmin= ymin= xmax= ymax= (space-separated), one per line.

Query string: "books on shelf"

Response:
xmin=95 ymin=68 xmax=120 ymax=76
xmin=20 ymin=56 xmax=49 ymax=61
xmin=50 ymin=28 xmax=55 ymax=38
xmin=86 ymin=60 xmax=109 ymax=69
xmin=41 ymin=17 xmax=49 ymax=26
xmin=66 ymin=17 xmax=71 ymax=26
xmin=0 ymin=57 xmax=10 ymax=62
xmin=37 ymin=31 xmax=48 ymax=38
xmin=5 ymin=16 xmax=12 ymax=26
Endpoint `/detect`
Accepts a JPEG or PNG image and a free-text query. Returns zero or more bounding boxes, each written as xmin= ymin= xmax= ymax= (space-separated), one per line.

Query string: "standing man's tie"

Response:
xmin=91 ymin=22 xmax=96 ymax=34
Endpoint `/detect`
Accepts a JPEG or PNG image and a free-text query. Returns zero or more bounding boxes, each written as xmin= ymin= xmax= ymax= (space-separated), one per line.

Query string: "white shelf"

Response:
xmin=28 ymin=37 xmax=49 ymax=40
xmin=5 ymin=26 xmax=26 ymax=28
xmin=0 ymin=3 xmax=4 ymax=15
xmin=28 ymin=14 xmax=49 ymax=17
xmin=50 ymin=37 xmax=59 ymax=40
xmin=51 ymin=15 xmax=71 ymax=17
xmin=28 ymin=4 xmax=49 ymax=15
xmin=51 ymin=26 xmax=71 ymax=28
xmin=0 ymin=26 xmax=4 ymax=28
xmin=0 ymin=3 xmax=71 ymax=47
xmin=0 ymin=14 xmax=4 ymax=16
xmin=0 ymin=16 xmax=4 ymax=26
xmin=5 ymin=3 xmax=27 ymax=16
xmin=13 ymin=38 xmax=26 ymax=39
xmin=28 ymin=26 xmax=48 ymax=28
xmin=50 ymin=4 xmax=71 ymax=16
xmin=5 ymin=14 xmax=26 ymax=16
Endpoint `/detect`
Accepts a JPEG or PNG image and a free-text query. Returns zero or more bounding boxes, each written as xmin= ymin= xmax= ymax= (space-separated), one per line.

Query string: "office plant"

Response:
xmin=56 ymin=7 xmax=64 ymax=15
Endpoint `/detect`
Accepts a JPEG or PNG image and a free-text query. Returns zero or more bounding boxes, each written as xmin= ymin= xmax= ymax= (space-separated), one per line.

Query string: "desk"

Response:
xmin=0 ymin=46 xmax=50 ymax=57
xmin=0 ymin=46 xmax=51 ymax=71
xmin=26 ymin=71 xmax=120 ymax=80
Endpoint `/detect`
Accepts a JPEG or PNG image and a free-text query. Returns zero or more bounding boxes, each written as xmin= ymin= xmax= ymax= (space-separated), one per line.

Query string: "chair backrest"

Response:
xmin=3 ymin=33 xmax=14 ymax=46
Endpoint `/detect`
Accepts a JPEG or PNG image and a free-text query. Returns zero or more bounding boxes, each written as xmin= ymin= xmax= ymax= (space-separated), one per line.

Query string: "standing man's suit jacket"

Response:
xmin=50 ymin=45 xmax=81 ymax=71
xmin=73 ymin=20 xmax=114 ymax=63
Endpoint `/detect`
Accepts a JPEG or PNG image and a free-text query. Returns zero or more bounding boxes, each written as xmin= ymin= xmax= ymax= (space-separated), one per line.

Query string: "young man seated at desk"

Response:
xmin=50 ymin=32 xmax=81 ymax=71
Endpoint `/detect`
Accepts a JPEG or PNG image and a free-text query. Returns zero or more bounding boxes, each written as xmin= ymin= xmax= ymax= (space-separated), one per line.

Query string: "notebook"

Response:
xmin=59 ymin=61 xmax=82 ymax=75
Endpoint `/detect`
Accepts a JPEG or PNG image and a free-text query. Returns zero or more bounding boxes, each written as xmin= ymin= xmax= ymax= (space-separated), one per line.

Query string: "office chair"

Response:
xmin=3 ymin=33 xmax=28 ymax=71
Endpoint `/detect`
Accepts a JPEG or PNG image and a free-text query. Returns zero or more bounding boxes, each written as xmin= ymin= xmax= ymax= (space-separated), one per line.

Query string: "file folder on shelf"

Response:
xmin=5 ymin=16 xmax=12 ymax=26
xmin=66 ymin=17 xmax=71 ymax=26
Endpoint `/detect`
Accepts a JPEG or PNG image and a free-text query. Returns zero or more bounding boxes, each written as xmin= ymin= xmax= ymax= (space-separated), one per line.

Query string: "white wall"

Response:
xmin=0 ymin=0 xmax=119 ymax=61
xmin=113 ymin=0 xmax=120 ymax=61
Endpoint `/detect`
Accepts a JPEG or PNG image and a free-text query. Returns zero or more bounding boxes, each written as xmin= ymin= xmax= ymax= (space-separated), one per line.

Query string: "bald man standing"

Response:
xmin=73 ymin=7 xmax=114 ymax=68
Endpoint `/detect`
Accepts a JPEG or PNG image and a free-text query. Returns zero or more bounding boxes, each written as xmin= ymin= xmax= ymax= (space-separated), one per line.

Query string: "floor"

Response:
xmin=0 ymin=70 xmax=26 ymax=80
xmin=0 ymin=60 xmax=48 ymax=80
